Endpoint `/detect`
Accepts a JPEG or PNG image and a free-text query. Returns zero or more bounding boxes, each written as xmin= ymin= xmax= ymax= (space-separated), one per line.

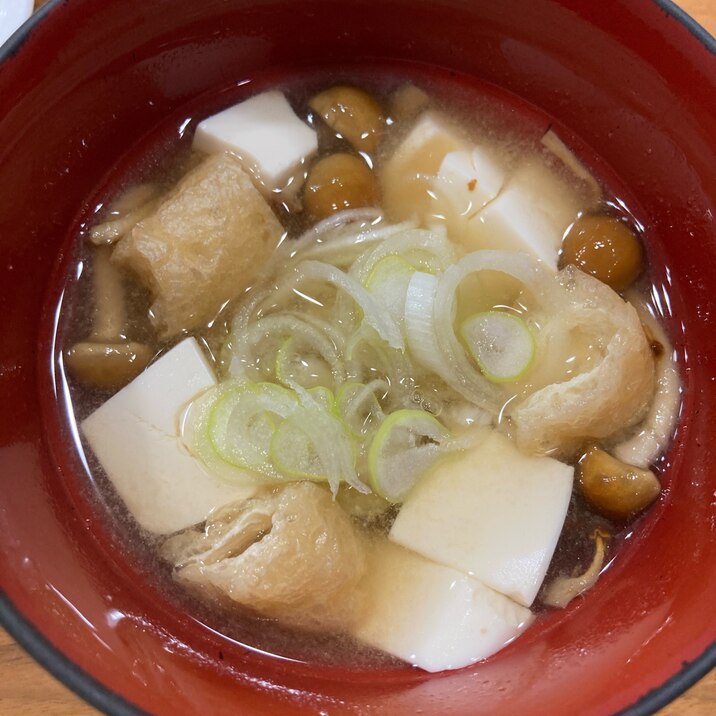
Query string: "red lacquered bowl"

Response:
xmin=1 ymin=1 xmax=715 ymax=714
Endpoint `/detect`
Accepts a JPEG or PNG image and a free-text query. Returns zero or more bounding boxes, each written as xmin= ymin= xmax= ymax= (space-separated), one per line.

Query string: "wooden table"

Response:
xmin=2 ymin=1 xmax=715 ymax=714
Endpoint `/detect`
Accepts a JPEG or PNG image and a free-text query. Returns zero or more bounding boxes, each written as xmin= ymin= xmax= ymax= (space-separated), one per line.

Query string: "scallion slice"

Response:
xmin=367 ymin=409 xmax=451 ymax=503
xmin=461 ymin=311 xmax=535 ymax=383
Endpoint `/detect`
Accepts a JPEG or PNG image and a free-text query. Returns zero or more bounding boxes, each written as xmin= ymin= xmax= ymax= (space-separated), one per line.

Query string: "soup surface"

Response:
xmin=54 ymin=68 xmax=681 ymax=671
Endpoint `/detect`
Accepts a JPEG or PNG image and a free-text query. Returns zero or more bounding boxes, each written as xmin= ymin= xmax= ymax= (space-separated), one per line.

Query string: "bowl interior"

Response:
xmin=1 ymin=1 xmax=715 ymax=714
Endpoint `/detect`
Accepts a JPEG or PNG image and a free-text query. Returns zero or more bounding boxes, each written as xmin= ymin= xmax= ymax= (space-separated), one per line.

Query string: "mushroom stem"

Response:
xmin=64 ymin=246 xmax=153 ymax=389
xmin=89 ymin=183 xmax=160 ymax=246
xmin=542 ymin=529 xmax=610 ymax=608
xmin=91 ymin=246 xmax=127 ymax=342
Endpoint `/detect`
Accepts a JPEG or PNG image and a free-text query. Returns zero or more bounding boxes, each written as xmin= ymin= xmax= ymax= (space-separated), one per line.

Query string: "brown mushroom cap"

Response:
xmin=304 ymin=153 xmax=379 ymax=219
xmin=560 ymin=215 xmax=643 ymax=292
xmin=309 ymin=86 xmax=384 ymax=154
xmin=577 ymin=445 xmax=661 ymax=520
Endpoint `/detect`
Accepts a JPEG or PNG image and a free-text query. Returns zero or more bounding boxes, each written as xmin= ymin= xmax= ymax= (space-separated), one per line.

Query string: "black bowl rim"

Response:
xmin=0 ymin=0 xmax=714 ymax=714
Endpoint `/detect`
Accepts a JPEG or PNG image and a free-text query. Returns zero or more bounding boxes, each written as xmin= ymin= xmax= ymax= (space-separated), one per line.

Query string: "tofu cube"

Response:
xmin=193 ymin=90 xmax=318 ymax=192
xmin=112 ymin=153 xmax=284 ymax=338
xmin=389 ymin=430 xmax=573 ymax=607
xmin=81 ymin=339 xmax=256 ymax=535
xmin=353 ymin=541 xmax=533 ymax=672
xmin=429 ymin=148 xmax=506 ymax=242
xmin=380 ymin=112 xmax=467 ymax=223
xmin=464 ymin=160 xmax=582 ymax=270
xmin=541 ymin=128 xmax=602 ymax=204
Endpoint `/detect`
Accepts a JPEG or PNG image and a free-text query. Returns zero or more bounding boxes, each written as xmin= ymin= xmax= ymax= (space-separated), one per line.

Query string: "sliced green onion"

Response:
xmin=270 ymin=415 xmax=331 ymax=482
xmin=344 ymin=326 xmax=413 ymax=402
xmin=275 ymin=336 xmax=336 ymax=389
xmin=336 ymin=380 xmax=388 ymax=438
xmin=461 ymin=311 xmax=535 ymax=382
xmin=208 ymin=382 xmax=299 ymax=477
xmin=364 ymin=255 xmax=416 ymax=328
xmin=307 ymin=385 xmax=336 ymax=411
xmin=292 ymin=260 xmax=404 ymax=350
xmin=404 ymin=271 xmax=446 ymax=376
xmin=270 ymin=407 xmax=365 ymax=494
xmin=349 ymin=226 xmax=455 ymax=284
xmin=229 ymin=313 xmax=343 ymax=383
xmin=368 ymin=409 xmax=451 ymax=503
xmin=432 ymin=250 xmax=549 ymax=411
xmin=287 ymin=216 xmax=415 ymax=267
xmin=180 ymin=388 xmax=264 ymax=485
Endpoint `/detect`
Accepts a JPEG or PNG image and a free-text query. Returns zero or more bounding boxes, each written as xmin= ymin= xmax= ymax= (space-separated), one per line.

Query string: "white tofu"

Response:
xmin=464 ymin=161 xmax=582 ymax=270
xmin=428 ymin=148 xmax=506 ymax=242
xmin=541 ymin=128 xmax=601 ymax=204
xmin=380 ymin=112 xmax=467 ymax=222
xmin=193 ymin=90 xmax=318 ymax=191
xmin=82 ymin=339 xmax=256 ymax=535
xmin=389 ymin=430 xmax=573 ymax=607
xmin=100 ymin=338 xmax=215 ymax=435
xmin=353 ymin=541 xmax=533 ymax=672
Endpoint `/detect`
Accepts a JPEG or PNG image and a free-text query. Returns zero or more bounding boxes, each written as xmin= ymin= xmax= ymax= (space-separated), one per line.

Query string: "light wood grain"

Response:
xmin=0 ymin=628 xmax=97 ymax=715
xmin=677 ymin=0 xmax=716 ymax=36
xmin=1 ymin=1 xmax=714 ymax=714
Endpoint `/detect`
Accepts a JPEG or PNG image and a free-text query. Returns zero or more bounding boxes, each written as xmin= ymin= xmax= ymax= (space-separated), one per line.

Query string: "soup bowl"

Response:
xmin=1 ymin=0 xmax=715 ymax=713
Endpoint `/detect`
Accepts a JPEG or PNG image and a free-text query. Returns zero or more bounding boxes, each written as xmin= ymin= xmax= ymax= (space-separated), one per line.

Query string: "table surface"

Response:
xmin=2 ymin=0 xmax=715 ymax=714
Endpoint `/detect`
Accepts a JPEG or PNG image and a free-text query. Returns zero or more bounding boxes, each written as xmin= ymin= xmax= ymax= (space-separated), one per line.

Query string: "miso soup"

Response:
xmin=55 ymin=69 xmax=681 ymax=671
